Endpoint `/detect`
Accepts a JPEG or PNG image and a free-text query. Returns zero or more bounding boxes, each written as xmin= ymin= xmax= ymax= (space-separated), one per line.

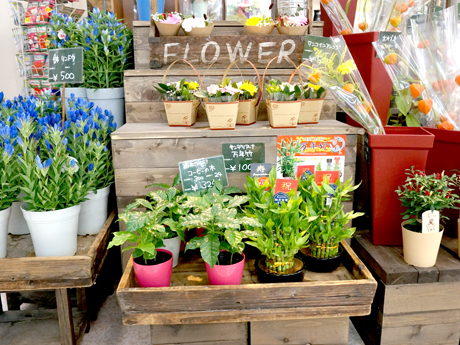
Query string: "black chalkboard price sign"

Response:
xmin=179 ymin=156 xmax=229 ymax=193
xmin=48 ymin=47 xmax=84 ymax=84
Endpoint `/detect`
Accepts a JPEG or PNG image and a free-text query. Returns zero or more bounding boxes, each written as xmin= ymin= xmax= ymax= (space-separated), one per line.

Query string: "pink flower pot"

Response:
xmin=205 ymin=251 xmax=245 ymax=285
xmin=132 ymin=249 xmax=173 ymax=287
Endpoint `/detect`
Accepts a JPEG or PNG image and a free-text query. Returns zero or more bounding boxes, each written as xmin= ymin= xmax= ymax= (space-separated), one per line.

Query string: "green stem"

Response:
xmin=384 ymin=0 xmax=398 ymax=31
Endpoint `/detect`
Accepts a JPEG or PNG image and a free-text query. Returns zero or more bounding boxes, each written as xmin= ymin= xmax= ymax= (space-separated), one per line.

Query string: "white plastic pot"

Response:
xmin=86 ymin=87 xmax=125 ymax=129
xmin=163 ymin=235 xmax=181 ymax=268
xmin=21 ymin=204 xmax=81 ymax=257
xmin=8 ymin=198 xmax=29 ymax=235
xmin=78 ymin=185 xmax=111 ymax=235
xmin=63 ymin=87 xmax=88 ymax=114
xmin=0 ymin=207 xmax=12 ymax=258
xmin=402 ymin=221 xmax=444 ymax=267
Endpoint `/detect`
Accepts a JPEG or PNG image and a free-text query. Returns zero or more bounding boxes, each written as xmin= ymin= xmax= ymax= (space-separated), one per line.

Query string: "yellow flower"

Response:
xmin=245 ymin=17 xmax=262 ymax=26
xmin=308 ymin=83 xmax=321 ymax=91
xmin=239 ymin=82 xmax=258 ymax=96
xmin=337 ymin=60 xmax=357 ymax=75
xmin=188 ymin=81 xmax=199 ymax=90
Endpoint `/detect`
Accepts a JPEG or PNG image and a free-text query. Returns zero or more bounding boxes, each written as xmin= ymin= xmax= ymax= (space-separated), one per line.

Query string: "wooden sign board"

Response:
xmin=149 ymin=36 xmax=305 ymax=68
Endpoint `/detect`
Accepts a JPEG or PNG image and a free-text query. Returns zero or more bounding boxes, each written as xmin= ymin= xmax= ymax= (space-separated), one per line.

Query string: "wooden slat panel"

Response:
xmin=379 ymin=322 xmax=460 ymax=345
xmin=133 ymin=22 xmax=150 ymax=69
xmin=381 ymin=309 xmax=460 ymax=328
xmin=151 ymin=323 xmax=248 ymax=345
xmin=251 ymin=318 xmax=349 ymax=345
xmin=392 ymin=246 xmax=439 ymax=283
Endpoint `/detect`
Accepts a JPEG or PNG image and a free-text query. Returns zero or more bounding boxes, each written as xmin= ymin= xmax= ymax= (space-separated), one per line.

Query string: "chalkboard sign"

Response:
xmin=179 ymin=155 xmax=228 ymax=193
xmin=222 ymin=143 xmax=265 ymax=173
xmin=378 ymin=32 xmax=402 ymax=46
xmin=303 ymin=35 xmax=336 ymax=61
xmin=48 ymin=47 xmax=83 ymax=84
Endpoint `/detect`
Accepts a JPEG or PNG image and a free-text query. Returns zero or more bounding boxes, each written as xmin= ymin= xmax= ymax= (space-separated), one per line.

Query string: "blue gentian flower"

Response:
xmin=4 ymin=144 xmax=14 ymax=156
xmin=35 ymin=156 xmax=43 ymax=169
xmin=89 ymin=163 xmax=94 ymax=171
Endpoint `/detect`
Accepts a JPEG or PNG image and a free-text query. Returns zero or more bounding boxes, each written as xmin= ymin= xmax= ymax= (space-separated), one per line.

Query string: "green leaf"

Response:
xmin=185 ymin=236 xmax=202 ymax=251
xmin=395 ymin=95 xmax=410 ymax=116
xmin=108 ymin=231 xmax=138 ymax=249
xmin=406 ymin=113 xmax=421 ymax=127
xmin=172 ymin=173 xmax=181 ymax=187
xmin=224 ymin=229 xmax=243 ymax=247
xmin=200 ymin=234 xmax=220 ymax=268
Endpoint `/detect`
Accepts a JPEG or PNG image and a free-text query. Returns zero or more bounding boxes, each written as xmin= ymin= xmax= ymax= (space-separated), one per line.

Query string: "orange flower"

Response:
xmin=321 ymin=0 xmax=332 ymax=4
xmin=441 ymin=114 xmax=455 ymax=122
xmin=437 ymin=121 xmax=455 ymax=130
xmin=418 ymin=99 xmax=433 ymax=115
xmin=395 ymin=3 xmax=408 ymax=12
xmin=408 ymin=0 xmax=416 ymax=7
xmin=432 ymin=80 xmax=443 ymax=91
xmin=417 ymin=39 xmax=429 ymax=49
xmin=363 ymin=101 xmax=373 ymax=112
xmin=409 ymin=83 xmax=424 ymax=99
xmin=384 ymin=53 xmax=398 ymax=65
xmin=308 ymin=71 xmax=321 ymax=83
xmin=390 ymin=16 xmax=401 ymax=27
xmin=342 ymin=83 xmax=355 ymax=93
xmin=341 ymin=28 xmax=353 ymax=35
xmin=358 ymin=22 xmax=368 ymax=31
xmin=357 ymin=103 xmax=370 ymax=113
xmin=455 ymin=75 xmax=460 ymax=87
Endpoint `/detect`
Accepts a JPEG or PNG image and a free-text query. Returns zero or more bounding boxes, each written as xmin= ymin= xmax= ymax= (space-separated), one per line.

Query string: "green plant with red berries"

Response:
xmin=396 ymin=167 xmax=460 ymax=231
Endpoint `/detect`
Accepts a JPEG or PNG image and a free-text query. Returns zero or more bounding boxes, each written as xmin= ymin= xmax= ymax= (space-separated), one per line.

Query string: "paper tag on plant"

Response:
xmin=273 ymin=179 xmax=298 ymax=206
xmin=422 ymin=210 xmax=440 ymax=233
xmin=314 ymin=171 xmax=340 ymax=185
xmin=250 ymin=163 xmax=271 ymax=177
xmin=296 ymin=165 xmax=315 ymax=181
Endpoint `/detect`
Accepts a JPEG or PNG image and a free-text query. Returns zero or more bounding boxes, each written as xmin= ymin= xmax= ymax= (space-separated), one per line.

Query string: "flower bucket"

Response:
xmin=276 ymin=25 xmax=309 ymax=35
xmin=184 ymin=23 xmax=214 ymax=36
xmin=8 ymin=192 xmax=29 ymax=235
xmin=266 ymin=99 xmax=301 ymax=128
xmin=244 ymin=24 xmax=275 ymax=35
xmin=205 ymin=251 xmax=245 ymax=285
xmin=402 ymin=221 xmax=443 ymax=267
xmin=63 ymin=87 xmax=87 ymax=114
xmin=298 ymin=99 xmax=324 ymax=124
xmin=154 ymin=21 xmax=182 ymax=36
xmin=0 ymin=207 xmax=12 ymax=258
xmin=424 ymin=127 xmax=460 ymax=237
xmin=205 ymin=102 xmax=239 ymax=130
xmin=368 ymin=127 xmax=435 ymax=245
xmin=21 ymin=204 xmax=80 ymax=257
xmin=78 ymin=185 xmax=110 ymax=235
xmin=163 ymin=235 xmax=181 ymax=268
xmin=237 ymin=99 xmax=259 ymax=125
xmin=86 ymin=87 xmax=125 ymax=129
xmin=133 ymin=249 xmax=173 ymax=287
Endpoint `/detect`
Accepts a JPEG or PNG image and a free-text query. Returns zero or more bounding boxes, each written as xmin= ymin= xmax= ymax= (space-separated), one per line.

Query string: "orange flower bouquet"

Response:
xmin=320 ymin=0 xmax=356 ymax=35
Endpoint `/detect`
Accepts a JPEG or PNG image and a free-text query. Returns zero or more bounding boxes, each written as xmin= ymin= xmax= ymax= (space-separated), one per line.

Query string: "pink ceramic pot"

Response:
xmin=205 ymin=251 xmax=245 ymax=285
xmin=132 ymin=249 xmax=173 ymax=287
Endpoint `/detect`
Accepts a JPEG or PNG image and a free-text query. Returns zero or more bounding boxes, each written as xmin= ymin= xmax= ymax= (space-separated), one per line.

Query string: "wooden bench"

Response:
xmin=0 ymin=211 xmax=117 ymax=345
xmin=352 ymin=230 xmax=460 ymax=345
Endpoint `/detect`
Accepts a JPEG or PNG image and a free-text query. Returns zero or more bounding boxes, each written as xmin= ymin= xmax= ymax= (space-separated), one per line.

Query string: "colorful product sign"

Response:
xmin=276 ymin=135 xmax=347 ymax=182
xmin=273 ymin=179 xmax=298 ymax=206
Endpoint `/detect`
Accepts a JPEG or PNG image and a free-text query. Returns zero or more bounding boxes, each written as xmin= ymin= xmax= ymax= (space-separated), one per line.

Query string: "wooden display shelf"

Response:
xmin=352 ymin=231 xmax=460 ymax=345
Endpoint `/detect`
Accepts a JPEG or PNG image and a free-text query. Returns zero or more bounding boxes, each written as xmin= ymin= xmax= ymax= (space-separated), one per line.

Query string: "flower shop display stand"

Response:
xmin=0 ymin=211 xmax=117 ymax=345
xmin=352 ymin=231 xmax=460 ymax=345
xmin=117 ymin=241 xmax=376 ymax=345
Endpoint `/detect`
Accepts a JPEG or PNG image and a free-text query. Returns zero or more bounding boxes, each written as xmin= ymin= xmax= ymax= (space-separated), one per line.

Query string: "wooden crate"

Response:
xmin=111 ymin=121 xmax=363 ymax=210
xmin=116 ymin=241 xmax=376 ymax=344
xmin=352 ymin=231 xmax=460 ymax=345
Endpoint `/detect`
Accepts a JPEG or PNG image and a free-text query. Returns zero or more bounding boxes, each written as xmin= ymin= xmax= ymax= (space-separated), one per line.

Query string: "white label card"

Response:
xmin=422 ymin=210 xmax=440 ymax=233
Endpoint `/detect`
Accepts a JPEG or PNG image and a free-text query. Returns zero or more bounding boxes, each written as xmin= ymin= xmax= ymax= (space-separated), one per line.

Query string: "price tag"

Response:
xmin=222 ymin=143 xmax=265 ymax=173
xmin=48 ymin=47 xmax=83 ymax=84
xmin=179 ymin=155 xmax=228 ymax=193
xmin=422 ymin=210 xmax=440 ymax=233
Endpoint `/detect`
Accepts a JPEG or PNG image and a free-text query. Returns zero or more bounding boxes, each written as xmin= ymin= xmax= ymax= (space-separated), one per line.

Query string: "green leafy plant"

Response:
xmin=277 ymin=138 xmax=303 ymax=178
xmin=301 ymin=82 xmax=326 ymax=99
xmin=0 ymin=119 xmax=21 ymax=211
xmin=266 ymin=79 xmax=302 ymax=101
xmin=245 ymin=169 xmax=317 ymax=273
xmin=387 ymin=87 xmax=423 ymax=126
xmin=154 ymin=79 xmax=201 ymax=101
xmin=395 ymin=167 xmax=460 ymax=232
xmin=182 ymin=192 xmax=260 ymax=268
xmin=299 ymin=175 xmax=363 ymax=258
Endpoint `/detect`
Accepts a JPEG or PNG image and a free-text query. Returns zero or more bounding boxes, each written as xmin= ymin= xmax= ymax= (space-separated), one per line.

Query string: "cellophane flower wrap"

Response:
xmin=373 ymin=34 xmax=457 ymax=130
xmin=408 ymin=8 xmax=460 ymax=130
xmin=320 ymin=0 xmax=355 ymax=35
xmin=301 ymin=36 xmax=384 ymax=134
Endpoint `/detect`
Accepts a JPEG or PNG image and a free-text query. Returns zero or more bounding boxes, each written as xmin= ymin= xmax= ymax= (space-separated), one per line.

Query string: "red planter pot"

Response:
xmin=205 ymin=251 xmax=245 ymax=286
xmin=368 ymin=127 xmax=434 ymax=245
xmin=132 ymin=249 xmax=173 ymax=287
xmin=424 ymin=127 xmax=460 ymax=237
xmin=343 ymin=32 xmax=393 ymax=128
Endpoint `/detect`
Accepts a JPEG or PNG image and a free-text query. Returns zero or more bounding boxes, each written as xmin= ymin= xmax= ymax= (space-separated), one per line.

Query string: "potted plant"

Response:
xmin=299 ymin=174 xmax=363 ymax=272
xmin=298 ymin=82 xmax=326 ymax=124
xmin=194 ymin=81 xmax=241 ymax=130
xmin=152 ymin=12 xmax=184 ymax=36
xmin=181 ymin=192 xmax=260 ymax=285
xmin=235 ymin=80 xmax=260 ymax=125
xmin=243 ymin=14 xmax=276 ymax=35
xmin=65 ymin=99 xmax=116 ymax=235
xmin=154 ymin=79 xmax=201 ymax=127
xmin=81 ymin=8 xmax=133 ymax=129
xmin=0 ymin=120 xmax=21 ymax=258
xmin=181 ymin=14 xmax=214 ymax=36
xmin=277 ymin=138 xmax=303 ymax=178
xmin=396 ymin=167 xmax=460 ymax=267
xmin=108 ymin=199 xmax=173 ymax=287
xmin=276 ymin=6 xmax=309 ymax=35
xmin=244 ymin=169 xmax=317 ymax=283
xmin=265 ymin=79 xmax=302 ymax=128
xmin=16 ymin=115 xmax=93 ymax=257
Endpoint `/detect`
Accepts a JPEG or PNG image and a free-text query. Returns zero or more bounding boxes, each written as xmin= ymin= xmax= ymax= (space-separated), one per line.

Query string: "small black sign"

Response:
xmin=48 ymin=47 xmax=83 ymax=84
xmin=179 ymin=155 xmax=228 ymax=193
xmin=222 ymin=143 xmax=265 ymax=173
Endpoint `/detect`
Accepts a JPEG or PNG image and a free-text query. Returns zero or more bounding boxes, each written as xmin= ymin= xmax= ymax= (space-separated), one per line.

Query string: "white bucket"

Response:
xmin=163 ymin=235 xmax=181 ymax=268
xmin=8 ymin=197 xmax=29 ymax=235
xmin=63 ymin=87 xmax=88 ymax=114
xmin=21 ymin=204 xmax=81 ymax=257
xmin=0 ymin=207 xmax=12 ymax=258
xmin=86 ymin=87 xmax=125 ymax=129
xmin=78 ymin=185 xmax=111 ymax=235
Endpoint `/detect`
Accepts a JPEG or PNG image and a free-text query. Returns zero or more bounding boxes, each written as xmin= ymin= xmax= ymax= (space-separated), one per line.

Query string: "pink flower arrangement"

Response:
xmin=278 ymin=14 xmax=309 ymax=27
xmin=160 ymin=13 xmax=182 ymax=24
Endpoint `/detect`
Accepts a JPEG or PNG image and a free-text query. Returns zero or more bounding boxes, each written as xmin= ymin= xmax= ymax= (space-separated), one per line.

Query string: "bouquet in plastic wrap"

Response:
xmin=320 ymin=0 xmax=356 ymax=34
xmin=374 ymin=32 xmax=458 ymax=130
xmin=300 ymin=35 xmax=385 ymax=134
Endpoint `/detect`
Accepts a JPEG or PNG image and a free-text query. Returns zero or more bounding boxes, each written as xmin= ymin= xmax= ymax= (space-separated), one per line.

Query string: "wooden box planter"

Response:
xmin=117 ymin=241 xmax=376 ymax=345
xmin=352 ymin=231 xmax=460 ymax=345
